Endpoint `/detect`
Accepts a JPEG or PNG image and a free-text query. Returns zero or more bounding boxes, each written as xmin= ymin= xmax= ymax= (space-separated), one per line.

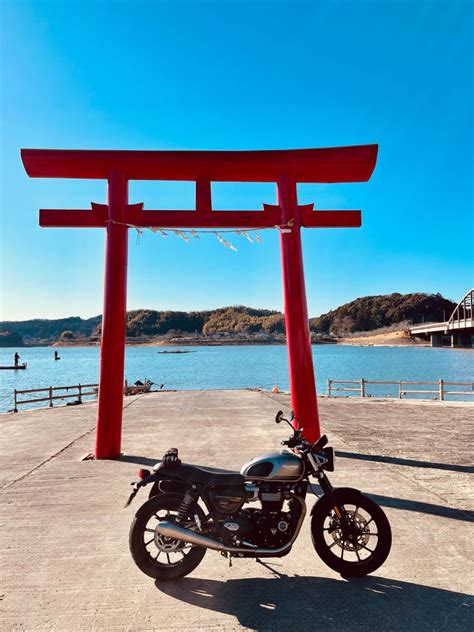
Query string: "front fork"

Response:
xmin=307 ymin=452 xmax=334 ymax=496
xmin=314 ymin=468 xmax=349 ymax=528
xmin=315 ymin=469 xmax=333 ymax=496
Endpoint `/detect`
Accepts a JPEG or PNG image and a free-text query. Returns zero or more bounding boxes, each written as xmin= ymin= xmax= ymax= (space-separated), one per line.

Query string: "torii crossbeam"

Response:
xmin=21 ymin=145 xmax=378 ymax=458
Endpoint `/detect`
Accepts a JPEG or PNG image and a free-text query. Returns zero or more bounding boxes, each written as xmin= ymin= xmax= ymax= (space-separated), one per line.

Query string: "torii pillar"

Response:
xmin=278 ymin=175 xmax=318 ymax=433
xmin=96 ymin=172 xmax=129 ymax=457
xmin=21 ymin=145 xmax=378 ymax=458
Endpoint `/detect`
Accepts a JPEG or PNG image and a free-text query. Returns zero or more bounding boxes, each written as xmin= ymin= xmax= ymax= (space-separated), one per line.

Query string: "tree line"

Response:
xmin=0 ymin=293 xmax=457 ymax=344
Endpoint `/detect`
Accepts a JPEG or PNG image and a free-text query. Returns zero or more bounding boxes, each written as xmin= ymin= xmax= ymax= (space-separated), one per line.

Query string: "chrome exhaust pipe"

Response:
xmin=156 ymin=521 xmax=227 ymax=552
xmin=156 ymin=497 xmax=306 ymax=556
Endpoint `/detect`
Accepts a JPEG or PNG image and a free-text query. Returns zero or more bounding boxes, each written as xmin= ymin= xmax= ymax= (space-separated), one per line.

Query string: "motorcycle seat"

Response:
xmin=158 ymin=462 xmax=245 ymax=487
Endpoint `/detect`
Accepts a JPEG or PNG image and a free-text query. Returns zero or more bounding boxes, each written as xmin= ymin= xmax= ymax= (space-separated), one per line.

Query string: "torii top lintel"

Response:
xmin=21 ymin=144 xmax=378 ymax=229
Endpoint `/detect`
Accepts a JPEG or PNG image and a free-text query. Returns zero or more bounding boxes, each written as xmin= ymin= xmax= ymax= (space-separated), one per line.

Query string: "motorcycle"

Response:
xmin=126 ymin=411 xmax=392 ymax=581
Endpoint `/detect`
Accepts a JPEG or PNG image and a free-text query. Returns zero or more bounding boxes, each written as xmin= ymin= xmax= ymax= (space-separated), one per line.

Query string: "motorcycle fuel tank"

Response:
xmin=241 ymin=450 xmax=304 ymax=481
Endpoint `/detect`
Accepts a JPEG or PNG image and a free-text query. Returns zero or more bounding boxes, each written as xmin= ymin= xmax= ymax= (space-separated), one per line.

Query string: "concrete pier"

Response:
xmin=451 ymin=332 xmax=473 ymax=348
xmin=1 ymin=391 xmax=473 ymax=631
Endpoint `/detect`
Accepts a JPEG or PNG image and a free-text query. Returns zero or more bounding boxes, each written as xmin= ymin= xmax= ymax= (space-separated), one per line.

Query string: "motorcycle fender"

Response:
xmin=148 ymin=478 xmax=190 ymax=499
xmin=310 ymin=493 xmax=326 ymax=516
xmin=124 ymin=471 xmax=189 ymax=507
xmin=310 ymin=487 xmax=360 ymax=516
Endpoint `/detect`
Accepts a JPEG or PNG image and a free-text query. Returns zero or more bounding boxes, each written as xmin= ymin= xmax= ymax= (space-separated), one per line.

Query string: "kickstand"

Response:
xmin=255 ymin=558 xmax=284 ymax=577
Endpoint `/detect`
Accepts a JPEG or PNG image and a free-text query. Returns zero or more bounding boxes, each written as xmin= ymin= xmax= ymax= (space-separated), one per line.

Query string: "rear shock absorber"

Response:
xmin=176 ymin=487 xmax=197 ymax=524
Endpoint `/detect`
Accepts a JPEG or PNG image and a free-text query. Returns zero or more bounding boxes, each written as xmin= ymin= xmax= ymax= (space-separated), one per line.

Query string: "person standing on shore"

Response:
xmin=14 ymin=352 xmax=20 ymax=367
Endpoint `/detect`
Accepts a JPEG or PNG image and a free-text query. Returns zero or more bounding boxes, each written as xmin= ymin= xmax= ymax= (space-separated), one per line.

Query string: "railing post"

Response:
xmin=78 ymin=384 xmax=82 ymax=404
xmin=439 ymin=379 xmax=444 ymax=401
xmin=49 ymin=386 xmax=53 ymax=407
xmin=13 ymin=389 xmax=18 ymax=413
xmin=399 ymin=381 xmax=402 ymax=399
xmin=360 ymin=378 xmax=366 ymax=398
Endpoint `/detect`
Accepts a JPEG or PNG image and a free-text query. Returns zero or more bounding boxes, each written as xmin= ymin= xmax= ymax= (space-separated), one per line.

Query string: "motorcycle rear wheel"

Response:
xmin=129 ymin=493 xmax=207 ymax=580
xmin=311 ymin=487 xmax=391 ymax=577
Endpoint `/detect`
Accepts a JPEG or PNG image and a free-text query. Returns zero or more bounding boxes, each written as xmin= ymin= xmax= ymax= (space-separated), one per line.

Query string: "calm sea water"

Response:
xmin=0 ymin=344 xmax=472 ymax=412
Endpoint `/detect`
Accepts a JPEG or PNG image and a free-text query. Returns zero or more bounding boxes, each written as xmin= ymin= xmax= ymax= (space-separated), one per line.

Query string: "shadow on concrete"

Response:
xmin=336 ymin=451 xmax=474 ymax=474
xmin=366 ymin=493 xmax=474 ymax=523
xmin=156 ymin=573 xmax=473 ymax=631
xmin=119 ymin=454 xmax=159 ymax=466
xmin=307 ymin=484 xmax=473 ymax=523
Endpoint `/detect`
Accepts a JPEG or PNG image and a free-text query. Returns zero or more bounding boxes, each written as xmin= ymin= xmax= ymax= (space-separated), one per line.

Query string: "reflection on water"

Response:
xmin=0 ymin=344 xmax=472 ymax=412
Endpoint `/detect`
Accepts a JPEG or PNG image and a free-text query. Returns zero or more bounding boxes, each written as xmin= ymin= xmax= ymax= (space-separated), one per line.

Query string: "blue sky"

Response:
xmin=1 ymin=0 xmax=472 ymax=321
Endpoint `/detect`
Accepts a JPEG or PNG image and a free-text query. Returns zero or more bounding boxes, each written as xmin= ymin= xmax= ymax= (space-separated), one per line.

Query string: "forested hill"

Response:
xmin=310 ymin=292 xmax=456 ymax=336
xmin=0 ymin=293 xmax=456 ymax=344
xmin=124 ymin=307 xmax=284 ymax=337
xmin=0 ymin=307 xmax=285 ymax=344
xmin=0 ymin=316 xmax=102 ymax=342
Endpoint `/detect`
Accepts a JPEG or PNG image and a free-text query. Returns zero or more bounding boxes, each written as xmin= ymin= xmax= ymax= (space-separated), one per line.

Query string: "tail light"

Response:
xmin=138 ymin=468 xmax=150 ymax=479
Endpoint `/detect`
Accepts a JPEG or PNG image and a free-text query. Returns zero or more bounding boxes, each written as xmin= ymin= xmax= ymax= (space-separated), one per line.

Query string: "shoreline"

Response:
xmin=3 ymin=329 xmax=470 ymax=350
xmin=2 ymin=340 xmax=447 ymax=350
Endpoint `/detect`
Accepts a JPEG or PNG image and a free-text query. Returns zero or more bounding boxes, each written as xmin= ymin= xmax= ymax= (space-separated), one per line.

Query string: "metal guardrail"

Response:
xmin=13 ymin=383 xmax=99 ymax=412
xmin=326 ymin=379 xmax=474 ymax=401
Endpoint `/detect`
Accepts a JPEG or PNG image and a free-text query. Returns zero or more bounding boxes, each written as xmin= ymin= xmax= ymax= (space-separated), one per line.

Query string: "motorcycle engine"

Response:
xmin=223 ymin=484 xmax=293 ymax=548
xmin=251 ymin=509 xmax=292 ymax=547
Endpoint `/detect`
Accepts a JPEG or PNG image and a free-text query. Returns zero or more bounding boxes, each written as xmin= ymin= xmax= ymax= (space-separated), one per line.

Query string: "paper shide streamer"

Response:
xmin=105 ymin=219 xmax=293 ymax=252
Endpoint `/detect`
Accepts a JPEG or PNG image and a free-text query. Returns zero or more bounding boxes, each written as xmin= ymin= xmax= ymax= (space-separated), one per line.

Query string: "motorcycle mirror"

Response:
xmin=275 ymin=410 xmax=284 ymax=424
xmin=289 ymin=411 xmax=294 ymax=422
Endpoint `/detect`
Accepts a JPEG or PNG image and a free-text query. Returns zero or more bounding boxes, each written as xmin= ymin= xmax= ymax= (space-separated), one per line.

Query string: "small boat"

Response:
xmin=0 ymin=363 xmax=27 ymax=370
xmin=158 ymin=350 xmax=195 ymax=354
xmin=124 ymin=379 xmax=153 ymax=396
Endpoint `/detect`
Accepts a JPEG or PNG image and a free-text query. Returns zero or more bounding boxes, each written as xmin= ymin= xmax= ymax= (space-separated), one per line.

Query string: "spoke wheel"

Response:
xmin=129 ymin=493 xmax=207 ymax=580
xmin=311 ymin=488 xmax=391 ymax=577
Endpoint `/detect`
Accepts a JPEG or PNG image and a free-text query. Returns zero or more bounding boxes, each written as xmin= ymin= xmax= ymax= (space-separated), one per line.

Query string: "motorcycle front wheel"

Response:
xmin=311 ymin=487 xmax=392 ymax=577
xmin=129 ymin=493 xmax=207 ymax=580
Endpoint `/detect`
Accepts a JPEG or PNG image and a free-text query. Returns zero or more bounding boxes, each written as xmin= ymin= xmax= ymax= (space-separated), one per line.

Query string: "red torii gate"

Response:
xmin=21 ymin=145 xmax=378 ymax=458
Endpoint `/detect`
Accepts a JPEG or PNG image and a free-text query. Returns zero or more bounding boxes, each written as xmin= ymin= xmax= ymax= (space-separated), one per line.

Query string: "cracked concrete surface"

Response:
xmin=1 ymin=391 xmax=473 ymax=631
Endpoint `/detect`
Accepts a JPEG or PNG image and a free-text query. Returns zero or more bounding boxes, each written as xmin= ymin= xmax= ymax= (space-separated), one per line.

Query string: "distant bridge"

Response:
xmin=409 ymin=289 xmax=474 ymax=348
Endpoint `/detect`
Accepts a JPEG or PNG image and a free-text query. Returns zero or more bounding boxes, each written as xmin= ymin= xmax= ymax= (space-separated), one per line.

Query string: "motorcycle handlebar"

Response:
xmin=281 ymin=438 xmax=298 ymax=448
xmin=282 ymin=431 xmax=329 ymax=451
xmin=281 ymin=434 xmax=309 ymax=449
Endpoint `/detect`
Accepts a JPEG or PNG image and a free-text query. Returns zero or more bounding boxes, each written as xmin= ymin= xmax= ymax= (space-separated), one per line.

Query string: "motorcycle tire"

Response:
xmin=311 ymin=487 xmax=391 ymax=577
xmin=129 ymin=492 xmax=207 ymax=580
